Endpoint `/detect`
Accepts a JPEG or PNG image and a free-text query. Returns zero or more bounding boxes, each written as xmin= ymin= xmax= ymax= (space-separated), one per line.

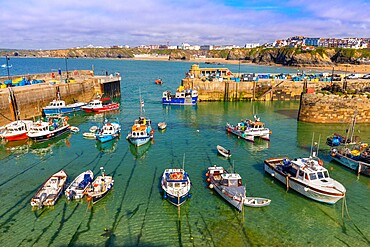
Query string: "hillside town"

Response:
xmin=79 ymin=36 xmax=370 ymax=51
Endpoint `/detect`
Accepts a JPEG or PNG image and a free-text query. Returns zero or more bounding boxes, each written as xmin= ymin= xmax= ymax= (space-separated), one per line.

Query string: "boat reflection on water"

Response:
xmin=227 ymin=133 xmax=270 ymax=152
xmin=3 ymin=139 xmax=30 ymax=156
xmin=96 ymin=138 xmax=118 ymax=153
xmin=129 ymin=141 xmax=151 ymax=159
xmin=30 ymin=133 xmax=72 ymax=156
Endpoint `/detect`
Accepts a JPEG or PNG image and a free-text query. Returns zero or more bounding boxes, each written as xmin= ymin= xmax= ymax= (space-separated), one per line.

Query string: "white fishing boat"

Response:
xmin=243 ymin=197 xmax=271 ymax=207
xmin=30 ymin=170 xmax=68 ymax=208
xmin=161 ymin=168 xmax=192 ymax=206
xmin=225 ymin=115 xmax=271 ymax=142
xmin=216 ymin=145 xmax=231 ymax=158
xmin=65 ymin=170 xmax=94 ymax=200
xmin=1 ymin=120 xmax=33 ymax=141
xmin=206 ymin=165 xmax=246 ymax=211
xmin=264 ymin=156 xmax=346 ymax=204
xmin=87 ymin=167 xmax=114 ymax=204
xmin=27 ymin=115 xmax=70 ymax=142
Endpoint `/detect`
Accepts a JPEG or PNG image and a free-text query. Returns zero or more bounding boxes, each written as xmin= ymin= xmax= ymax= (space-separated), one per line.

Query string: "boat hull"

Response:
xmin=264 ymin=161 xmax=344 ymax=204
xmin=127 ymin=135 xmax=151 ymax=147
xmin=96 ymin=134 xmax=119 ymax=143
xmin=162 ymin=96 xmax=198 ymax=105
xmin=226 ymin=124 xmax=270 ymax=142
xmin=4 ymin=132 xmax=28 ymax=141
xmin=212 ymin=184 xmax=244 ymax=211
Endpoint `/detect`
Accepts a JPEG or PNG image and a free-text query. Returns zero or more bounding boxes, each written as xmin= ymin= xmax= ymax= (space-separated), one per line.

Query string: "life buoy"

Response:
xmin=318 ymin=159 xmax=324 ymax=166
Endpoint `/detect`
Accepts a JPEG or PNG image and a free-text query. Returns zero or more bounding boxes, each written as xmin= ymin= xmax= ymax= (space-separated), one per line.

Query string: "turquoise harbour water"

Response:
xmin=0 ymin=58 xmax=369 ymax=247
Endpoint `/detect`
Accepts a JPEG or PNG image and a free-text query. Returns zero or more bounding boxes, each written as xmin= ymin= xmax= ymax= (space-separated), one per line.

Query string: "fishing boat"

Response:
xmin=330 ymin=146 xmax=370 ymax=176
xmin=2 ymin=120 xmax=33 ymax=141
xmin=127 ymin=98 xmax=154 ymax=146
xmin=329 ymin=112 xmax=370 ymax=176
xmin=30 ymin=170 xmax=68 ymax=208
xmin=87 ymin=167 xmax=114 ymax=204
xmin=65 ymin=170 xmax=94 ymax=200
xmin=96 ymin=119 xmax=121 ymax=143
xmin=81 ymin=97 xmax=120 ymax=113
xmin=216 ymin=145 xmax=231 ymax=158
xmin=264 ymin=156 xmax=346 ymax=204
xmin=42 ymin=100 xmax=86 ymax=116
xmin=158 ymin=122 xmax=167 ymax=130
xmin=27 ymin=115 xmax=70 ymax=142
xmin=243 ymin=197 xmax=271 ymax=207
xmin=161 ymin=168 xmax=192 ymax=206
xmin=162 ymin=86 xmax=198 ymax=105
xmin=225 ymin=115 xmax=271 ymax=142
xmin=206 ymin=165 xmax=246 ymax=211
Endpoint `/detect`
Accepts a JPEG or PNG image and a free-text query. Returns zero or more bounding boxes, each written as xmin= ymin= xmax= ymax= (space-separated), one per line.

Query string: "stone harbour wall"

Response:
xmin=298 ymin=93 xmax=370 ymax=123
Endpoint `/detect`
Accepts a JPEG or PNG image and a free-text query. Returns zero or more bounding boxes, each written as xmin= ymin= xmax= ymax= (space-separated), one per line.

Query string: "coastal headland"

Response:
xmin=1 ymin=47 xmax=369 ymax=73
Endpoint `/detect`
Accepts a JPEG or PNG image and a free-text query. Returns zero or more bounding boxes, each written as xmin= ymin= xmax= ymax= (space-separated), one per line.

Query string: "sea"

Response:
xmin=0 ymin=57 xmax=369 ymax=247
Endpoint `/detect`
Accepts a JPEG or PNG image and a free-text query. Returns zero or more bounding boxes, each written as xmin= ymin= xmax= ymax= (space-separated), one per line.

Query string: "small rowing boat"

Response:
xmin=217 ymin=145 xmax=231 ymax=158
xmin=158 ymin=122 xmax=167 ymax=130
xmin=243 ymin=197 xmax=271 ymax=207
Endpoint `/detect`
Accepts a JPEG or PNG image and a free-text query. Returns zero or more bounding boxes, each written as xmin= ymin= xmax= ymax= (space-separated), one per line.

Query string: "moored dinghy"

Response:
xmin=206 ymin=165 xmax=246 ymax=211
xmin=30 ymin=170 xmax=68 ymax=209
xmin=243 ymin=197 xmax=271 ymax=207
xmin=65 ymin=170 xmax=93 ymax=200
xmin=216 ymin=145 xmax=231 ymax=158
xmin=161 ymin=168 xmax=192 ymax=206
xmin=158 ymin=122 xmax=167 ymax=130
xmin=87 ymin=167 xmax=114 ymax=204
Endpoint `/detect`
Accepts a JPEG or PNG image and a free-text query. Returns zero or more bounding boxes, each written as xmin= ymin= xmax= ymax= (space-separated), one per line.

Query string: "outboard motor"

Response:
xmin=39 ymin=193 xmax=47 ymax=208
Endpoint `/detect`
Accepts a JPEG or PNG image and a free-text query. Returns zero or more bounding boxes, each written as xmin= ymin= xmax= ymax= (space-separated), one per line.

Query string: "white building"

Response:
xmin=245 ymin=43 xmax=260 ymax=48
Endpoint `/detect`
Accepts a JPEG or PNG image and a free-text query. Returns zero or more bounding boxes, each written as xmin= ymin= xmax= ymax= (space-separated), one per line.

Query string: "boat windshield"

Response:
xmin=228 ymin=179 xmax=238 ymax=187
xmin=309 ymin=173 xmax=317 ymax=180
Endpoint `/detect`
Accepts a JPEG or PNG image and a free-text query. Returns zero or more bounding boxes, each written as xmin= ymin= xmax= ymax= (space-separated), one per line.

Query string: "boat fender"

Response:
xmin=163 ymin=193 xmax=167 ymax=199
xmin=205 ymin=172 xmax=209 ymax=177
xmin=221 ymin=189 xmax=225 ymax=193
xmin=304 ymin=187 xmax=309 ymax=192
xmin=206 ymin=178 xmax=210 ymax=182
xmin=271 ymin=173 xmax=275 ymax=177
xmin=188 ymin=193 xmax=192 ymax=198
xmin=209 ymin=184 xmax=214 ymax=189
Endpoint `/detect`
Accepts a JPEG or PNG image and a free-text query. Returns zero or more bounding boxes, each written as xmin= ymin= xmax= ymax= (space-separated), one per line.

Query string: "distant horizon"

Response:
xmin=0 ymin=0 xmax=369 ymax=50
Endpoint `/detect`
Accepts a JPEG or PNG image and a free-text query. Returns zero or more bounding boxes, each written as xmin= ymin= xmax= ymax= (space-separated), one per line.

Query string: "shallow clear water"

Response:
xmin=0 ymin=58 xmax=369 ymax=247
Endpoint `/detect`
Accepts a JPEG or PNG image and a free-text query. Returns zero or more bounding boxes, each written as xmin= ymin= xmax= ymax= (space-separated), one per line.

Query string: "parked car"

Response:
xmin=363 ymin=74 xmax=370 ymax=79
xmin=344 ymin=73 xmax=359 ymax=79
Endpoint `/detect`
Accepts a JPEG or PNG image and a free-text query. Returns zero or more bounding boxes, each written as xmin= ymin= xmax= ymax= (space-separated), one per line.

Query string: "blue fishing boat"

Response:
xmin=42 ymin=100 xmax=86 ymax=116
xmin=96 ymin=119 xmax=121 ymax=143
xmin=127 ymin=98 xmax=154 ymax=146
xmin=161 ymin=168 xmax=192 ymax=206
xmin=162 ymin=86 xmax=198 ymax=105
xmin=330 ymin=146 xmax=370 ymax=176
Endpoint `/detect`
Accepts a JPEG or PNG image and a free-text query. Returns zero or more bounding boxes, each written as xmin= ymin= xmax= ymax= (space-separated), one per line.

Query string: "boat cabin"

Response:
xmin=221 ymin=173 xmax=242 ymax=187
xmin=162 ymin=90 xmax=198 ymax=99
xmin=281 ymin=159 xmax=331 ymax=182
xmin=48 ymin=100 xmax=66 ymax=107
xmin=87 ymin=100 xmax=103 ymax=107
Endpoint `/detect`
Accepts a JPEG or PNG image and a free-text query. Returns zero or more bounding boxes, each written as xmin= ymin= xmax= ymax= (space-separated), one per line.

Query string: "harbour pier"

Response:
xmin=0 ymin=70 xmax=121 ymax=126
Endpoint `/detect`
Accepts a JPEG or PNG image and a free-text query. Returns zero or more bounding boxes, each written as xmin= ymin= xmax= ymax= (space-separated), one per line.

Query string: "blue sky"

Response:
xmin=0 ymin=0 xmax=368 ymax=49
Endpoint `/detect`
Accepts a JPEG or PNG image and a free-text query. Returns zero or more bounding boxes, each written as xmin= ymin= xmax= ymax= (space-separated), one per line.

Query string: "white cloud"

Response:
xmin=0 ymin=0 xmax=368 ymax=49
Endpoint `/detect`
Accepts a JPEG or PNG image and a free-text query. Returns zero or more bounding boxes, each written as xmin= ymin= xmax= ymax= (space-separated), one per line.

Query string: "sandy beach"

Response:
xmin=132 ymin=56 xmax=370 ymax=73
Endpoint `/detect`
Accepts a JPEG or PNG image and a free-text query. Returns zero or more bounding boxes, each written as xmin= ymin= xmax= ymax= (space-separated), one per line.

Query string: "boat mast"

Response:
xmin=182 ymin=153 xmax=185 ymax=170
xmin=349 ymin=111 xmax=357 ymax=143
